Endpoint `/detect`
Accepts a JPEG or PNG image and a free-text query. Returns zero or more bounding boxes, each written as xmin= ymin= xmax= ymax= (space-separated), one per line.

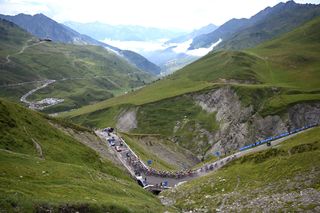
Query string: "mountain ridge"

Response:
xmin=0 ymin=13 xmax=161 ymax=75
xmin=0 ymin=18 xmax=153 ymax=113
xmin=189 ymin=0 xmax=320 ymax=50
xmin=166 ymin=23 xmax=218 ymax=44
xmin=61 ymin=16 xmax=320 ymax=158
xmin=63 ymin=21 xmax=187 ymax=41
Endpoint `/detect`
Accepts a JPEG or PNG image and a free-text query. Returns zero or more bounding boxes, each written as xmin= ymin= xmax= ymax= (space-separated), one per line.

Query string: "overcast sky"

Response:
xmin=0 ymin=0 xmax=319 ymax=30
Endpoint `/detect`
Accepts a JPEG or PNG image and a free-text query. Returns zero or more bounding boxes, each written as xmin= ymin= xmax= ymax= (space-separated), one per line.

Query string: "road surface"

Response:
xmin=96 ymin=127 xmax=316 ymax=189
xmin=2 ymin=39 xmax=45 ymax=65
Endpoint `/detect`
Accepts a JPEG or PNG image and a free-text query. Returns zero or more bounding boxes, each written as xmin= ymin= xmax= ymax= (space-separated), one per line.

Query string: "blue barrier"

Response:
xmin=239 ymin=123 xmax=319 ymax=151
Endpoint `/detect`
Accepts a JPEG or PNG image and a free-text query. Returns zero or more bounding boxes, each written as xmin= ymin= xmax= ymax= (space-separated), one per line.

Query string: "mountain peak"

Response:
xmin=34 ymin=13 xmax=47 ymax=18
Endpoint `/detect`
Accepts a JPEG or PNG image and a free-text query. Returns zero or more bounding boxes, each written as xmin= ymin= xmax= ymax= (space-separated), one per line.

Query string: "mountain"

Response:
xmin=143 ymin=46 xmax=198 ymax=74
xmin=0 ymin=18 xmax=152 ymax=113
xmin=62 ymin=16 xmax=320 ymax=159
xmin=166 ymin=23 xmax=218 ymax=44
xmin=162 ymin=127 xmax=320 ymax=212
xmin=0 ymin=98 xmax=165 ymax=212
xmin=135 ymin=23 xmax=218 ymax=74
xmin=0 ymin=13 xmax=104 ymax=45
xmin=189 ymin=0 xmax=320 ymax=50
xmin=0 ymin=13 xmax=161 ymax=75
xmin=189 ymin=18 xmax=248 ymax=49
xmin=119 ymin=50 xmax=161 ymax=75
xmin=64 ymin=21 xmax=187 ymax=41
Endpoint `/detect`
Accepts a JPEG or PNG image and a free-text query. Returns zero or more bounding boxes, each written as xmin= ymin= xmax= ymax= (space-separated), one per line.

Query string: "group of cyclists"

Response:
xmin=198 ymin=154 xmax=237 ymax=173
xmin=126 ymin=152 xmax=196 ymax=179
xmin=145 ymin=168 xmax=195 ymax=179
xmin=124 ymin=142 xmax=239 ymax=179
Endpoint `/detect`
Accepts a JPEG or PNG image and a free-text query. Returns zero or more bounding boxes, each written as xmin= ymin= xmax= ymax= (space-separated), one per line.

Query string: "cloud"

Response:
xmin=0 ymin=0 xmax=319 ymax=30
xmin=170 ymin=38 xmax=222 ymax=56
xmin=101 ymin=39 xmax=167 ymax=53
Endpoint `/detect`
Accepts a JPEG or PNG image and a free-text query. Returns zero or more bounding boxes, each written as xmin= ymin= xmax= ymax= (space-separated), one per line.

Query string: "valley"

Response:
xmin=62 ymin=17 xmax=320 ymax=161
xmin=0 ymin=1 xmax=319 ymax=212
xmin=0 ymin=18 xmax=154 ymax=114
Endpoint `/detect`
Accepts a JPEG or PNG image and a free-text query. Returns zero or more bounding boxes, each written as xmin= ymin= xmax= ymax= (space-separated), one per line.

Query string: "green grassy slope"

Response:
xmin=63 ymin=17 xmax=320 ymax=120
xmin=162 ymin=127 xmax=320 ymax=212
xmin=0 ymin=19 xmax=152 ymax=113
xmin=0 ymin=98 xmax=165 ymax=212
xmin=217 ymin=1 xmax=320 ymax=51
xmin=59 ymin=17 xmax=320 ymax=160
xmin=0 ymin=19 xmax=30 ymax=57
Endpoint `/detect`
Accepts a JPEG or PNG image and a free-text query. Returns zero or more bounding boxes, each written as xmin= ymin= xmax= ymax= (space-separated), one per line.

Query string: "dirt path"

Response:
xmin=31 ymin=138 xmax=44 ymax=159
xmin=3 ymin=39 xmax=45 ymax=65
xmin=23 ymin=126 xmax=44 ymax=159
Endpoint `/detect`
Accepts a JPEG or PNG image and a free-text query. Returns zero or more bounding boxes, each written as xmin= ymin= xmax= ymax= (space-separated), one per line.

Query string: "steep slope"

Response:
xmin=0 ymin=98 xmax=165 ymax=212
xmin=190 ymin=1 xmax=320 ymax=50
xmin=189 ymin=18 xmax=248 ymax=49
xmin=143 ymin=46 xmax=198 ymax=74
xmin=0 ymin=19 xmax=152 ymax=113
xmin=0 ymin=13 xmax=112 ymax=46
xmin=120 ymin=50 xmax=161 ymax=75
xmin=0 ymin=13 xmax=161 ymax=75
xmin=62 ymin=16 xmax=320 ymax=159
xmin=161 ymin=127 xmax=320 ymax=212
xmin=166 ymin=23 xmax=218 ymax=44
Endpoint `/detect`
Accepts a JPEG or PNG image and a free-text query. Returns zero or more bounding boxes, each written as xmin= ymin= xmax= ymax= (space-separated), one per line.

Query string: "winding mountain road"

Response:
xmin=96 ymin=126 xmax=317 ymax=189
xmin=3 ymin=39 xmax=45 ymax=65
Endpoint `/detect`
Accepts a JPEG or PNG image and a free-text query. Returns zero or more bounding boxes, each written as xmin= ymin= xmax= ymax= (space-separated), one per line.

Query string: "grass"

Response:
xmin=162 ymin=127 xmax=320 ymax=211
xmin=191 ymin=155 xmax=218 ymax=170
xmin=0 ymin=98 xmax=165 ymax=212
xmin=0 ymin=19 xmax=153 ymax=113
xmin=62 ymin=17 xmax=320 ymax=122
xmin=260 ymin=93 xmax=320 ymax=116
xmin=70 ymin=104 xmax=133 ymax=129
xmin=70 ymin=94 xmax=218 ymax=157
xmin=135 ymin=96 xmax=218 ymax=136
xmin=59 ymin=18 xmax=320 ymax=161
xmin=0 ymin=150 xmax=164 ymax=212
xmin=120 ymin=133 xmax=178 ymax=171
xmin=119 ymin=132 xmax=200 ymax=171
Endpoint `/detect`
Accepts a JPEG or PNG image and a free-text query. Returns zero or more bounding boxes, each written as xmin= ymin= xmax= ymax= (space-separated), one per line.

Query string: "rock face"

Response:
xmin=116 ymin=108 xmax=138 ymax=132
xmin=288 ymin=103 xmax=320 ymax=128
xmin=194 ymin=87 xmax=254 ymax=154
xmin=115 ymin=86 xmax=320 ymax=157
xmin=193 ymin=87 xmax=320 ymax=154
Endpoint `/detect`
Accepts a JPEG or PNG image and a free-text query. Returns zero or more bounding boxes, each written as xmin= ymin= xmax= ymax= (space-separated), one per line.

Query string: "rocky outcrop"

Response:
xmin=288 ymin=103 xmax=320 ymax=128
xmin=193 ymin=87 xmax=320 ymax=155
xmin=194 ymin=87 xmax=254 ymax=154
xmin=114 ymin=87 xmax=319 ymax=157
xmin=116 ymin=108 xmax=138 ymax=132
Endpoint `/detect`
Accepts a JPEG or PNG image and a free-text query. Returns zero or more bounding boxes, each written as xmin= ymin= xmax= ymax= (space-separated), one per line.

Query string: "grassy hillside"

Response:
xmin=59 ymin=17 xmax=320 ymax=160
xmin=0 ymin=98 xmax=165 ymax=212
xmin=190 ymin=1 xmax=320 ymax=50
xmin=161 ymin=127 xmax=320 ymax=212
xmin=0 ymin=19 xmax=152 ymax=113
xmin=0 ymin=19 xmax=31 ymax=56
xmin=217 ymin=1 xmax=320 ymax=50
xmin=0 ymin=13 xmax=161 ymax=75
xmin=63 ymin=17 xmax=320 ymax=120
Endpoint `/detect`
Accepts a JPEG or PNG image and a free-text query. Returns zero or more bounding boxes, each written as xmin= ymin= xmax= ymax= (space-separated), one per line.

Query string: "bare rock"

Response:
xmin=116 ymin=108 xmax=138 ymax=132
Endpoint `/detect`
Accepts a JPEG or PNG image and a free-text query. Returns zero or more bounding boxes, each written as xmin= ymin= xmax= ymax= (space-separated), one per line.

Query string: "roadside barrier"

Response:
xmin=239 ymin=123 xmax=319 ymax=151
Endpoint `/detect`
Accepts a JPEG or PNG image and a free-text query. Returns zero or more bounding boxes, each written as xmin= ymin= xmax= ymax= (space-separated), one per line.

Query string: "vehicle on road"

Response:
xmin=103 ymin=127 xmax=114 ymax=133
xmin=115 ymin=146 xmax=122 ymax=152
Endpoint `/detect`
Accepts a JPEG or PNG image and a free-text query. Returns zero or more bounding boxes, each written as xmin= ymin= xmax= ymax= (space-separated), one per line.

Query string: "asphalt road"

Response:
xmin=96 ymin=127 xmax=314 ymax=188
